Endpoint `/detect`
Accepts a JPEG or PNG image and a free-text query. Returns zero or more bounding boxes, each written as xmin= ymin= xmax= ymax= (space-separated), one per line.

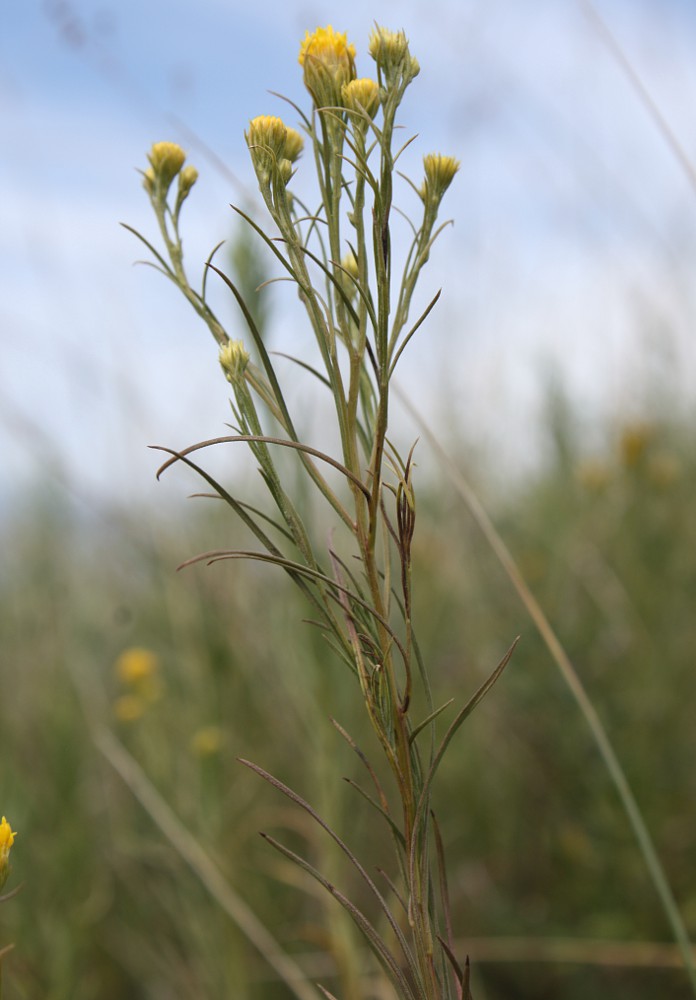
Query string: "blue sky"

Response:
xmin=3 ymin=0 xmax=696 ymax=513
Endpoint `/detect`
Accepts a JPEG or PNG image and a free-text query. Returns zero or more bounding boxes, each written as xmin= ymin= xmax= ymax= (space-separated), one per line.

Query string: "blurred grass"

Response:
xmin=1 ymin=401 xmax=695 ymax=998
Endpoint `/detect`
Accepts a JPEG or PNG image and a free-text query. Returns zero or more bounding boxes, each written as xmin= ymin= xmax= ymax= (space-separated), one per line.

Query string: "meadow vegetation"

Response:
xmin=1 ymin=405 xmax=695 ymax=998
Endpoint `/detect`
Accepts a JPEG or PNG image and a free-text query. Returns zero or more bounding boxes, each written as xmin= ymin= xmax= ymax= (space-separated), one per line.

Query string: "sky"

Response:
xmin=3 ymin=0 xmax=696 ymax=517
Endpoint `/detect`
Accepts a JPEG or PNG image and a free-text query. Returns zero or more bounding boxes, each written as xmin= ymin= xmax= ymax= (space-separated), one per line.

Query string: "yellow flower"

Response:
xmin=219 ymin=339 xmax=250 ymax=384
xmin=342 ymin=78 xmax=380 ymax=119
xmin=0 ymin=816 xmax=17 ymax=889
xmin=299 ymin=25 xmax=356 ymax=107
xmin=190 ymin=726 xmax=224 ymax=758
xmin=113 ymin=694 xmax=146 ymax=723
xmin=147 ymin=141 xmax=186 ymax=194
xmin=421 ymin=153 xmax=460 ymax=205
xmin=116 ymin=647 xmax=159 ymax=686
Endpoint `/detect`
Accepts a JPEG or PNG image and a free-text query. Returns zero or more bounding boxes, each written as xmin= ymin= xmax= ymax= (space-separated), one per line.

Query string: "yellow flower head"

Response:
xmin=342 ymin=78 xmax=380 ymax=119
xmin=0 ymin=816 xmax=17 ymax=889
xmin=369 ymin=26 xmax=419 ymax=89
xmin=299 ymin=25 xmax=356 ymax=107
xmin=147 ymin=141 xmax=187 ymax=195
xmin=115 ymin=647 xmax=163 ymax=704
xmin=421 ymin=153 xmax=460 ymax=205
xmin=219 ymin=339 xmax=250 ymax=384
xmin=116 ymin=647 xmax=159 ymax=686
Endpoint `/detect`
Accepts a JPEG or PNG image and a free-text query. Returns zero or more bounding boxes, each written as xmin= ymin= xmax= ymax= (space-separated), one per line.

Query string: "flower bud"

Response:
xmin=178 ymin=164 xmax=199 ymax=197
xmin=338 ymin=252 xmax=360 ymax=301
xmin=420 ymin=153 xmax=460 ymax=205
xmin=278 ymin=158 xmax=294 ymax=186
xmin=147 ymin=141 xmax=186 ymax=195
xmin=283 ymin=127 xmax=305 ymax=164
xmin=299 ymin=25 xmax=356 ymax=108
xmin=219 ymin=339 xmax=250 ymax=384
xmin=342 ymin=78 xmax=380 ymax=119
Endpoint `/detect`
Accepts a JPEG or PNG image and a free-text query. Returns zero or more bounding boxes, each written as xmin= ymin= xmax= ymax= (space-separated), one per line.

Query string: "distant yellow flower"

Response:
xmin=299 ymin=25 xmax=356 ymax=107
xmin=113 ymin=694 xmax=146 ymax=723
xmin=116 ymin=647 xmax=159 ymax=686
xmin=115 ymin=647 xmax=163 ymax=706
xmin=190 ymin=725 xmax=224 ymax=758
xmin=342 ymin=78 xmax=380 ymax=119
xmin=0 ymin=816 xmax=17 ymax=889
